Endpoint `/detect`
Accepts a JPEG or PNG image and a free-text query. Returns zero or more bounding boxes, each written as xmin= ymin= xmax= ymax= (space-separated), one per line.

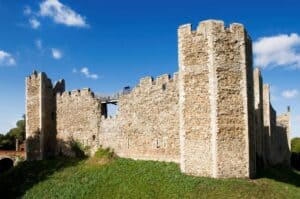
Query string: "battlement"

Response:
xmin=53 ymin=79 xmax=65 ymax=94
xmin=178 ymin=20 xmax=245 ymax=38
xmin=138 ymin=73 xmax=178 ymax=89
xmin=56 ymin=88 xmax=96 ymax=99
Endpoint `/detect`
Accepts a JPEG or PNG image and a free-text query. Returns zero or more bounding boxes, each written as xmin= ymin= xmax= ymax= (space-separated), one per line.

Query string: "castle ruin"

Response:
xmin=25 ymin=20 xmax=291 ymax=178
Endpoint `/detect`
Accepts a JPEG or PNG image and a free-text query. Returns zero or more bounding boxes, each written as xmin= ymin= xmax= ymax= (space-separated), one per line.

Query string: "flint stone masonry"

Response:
xmin=25 ymin=19 xmax=291 ymax=179
xmin=56 ymin=89 xmax=101 ymax=156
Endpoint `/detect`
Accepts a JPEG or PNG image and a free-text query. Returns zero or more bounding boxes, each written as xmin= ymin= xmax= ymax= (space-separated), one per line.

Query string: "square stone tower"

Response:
xmin=25 ymin=71 xmax=65 ymax=160
xmin=178 ymin=20 xmax=256 ymax=178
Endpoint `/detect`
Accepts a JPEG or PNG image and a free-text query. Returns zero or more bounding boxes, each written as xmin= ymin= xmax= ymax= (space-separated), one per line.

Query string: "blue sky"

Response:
xmin=0 ymin=0 xmax=299 ymax=137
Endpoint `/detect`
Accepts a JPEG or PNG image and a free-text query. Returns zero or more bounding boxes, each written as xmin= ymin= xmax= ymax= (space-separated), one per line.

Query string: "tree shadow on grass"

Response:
xmin=256 ymin=165 xmax=300 ymax=187
xmin=0 ymin=156 xmax=86 ymax=198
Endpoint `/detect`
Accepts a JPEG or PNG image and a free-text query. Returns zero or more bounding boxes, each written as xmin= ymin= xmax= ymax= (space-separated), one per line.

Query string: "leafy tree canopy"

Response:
xmin=0 ymin=115 xmax=25 ymax=150
xmin=291 ymin=137 xmax=300 ymax=154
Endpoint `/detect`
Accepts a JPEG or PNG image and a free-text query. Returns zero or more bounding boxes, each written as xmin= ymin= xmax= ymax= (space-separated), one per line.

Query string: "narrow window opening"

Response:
xmin=156 ymin=139 xmax=160 ymax=148
xmin=51 ymin=112 xmax=55 ymax=121
xmin=162 ymin=84 xmax=166 ymax=91
xmin=101 ymin=103 xmax=108 ymax=118
xmin=92 ymin=135 xmax=96 ymax=141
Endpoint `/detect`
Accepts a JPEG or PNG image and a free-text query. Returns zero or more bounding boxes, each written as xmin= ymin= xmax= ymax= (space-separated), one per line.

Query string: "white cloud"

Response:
xmin=24 ymin=6 xmax=32 ymax=15
xmin=35 ymin=39 xmax=43 ymax=50
xmin=0 ymin=50 xmax=16 ymax=66
xmin=282 ymin=89 xmax=299 ymax=99
xmin=29 ymin=18 xmax=41 ymax=29
xmin=51 ymin=48 xmax=62 ymax=59
xmin=75 ymin=67 xmax=99 ymax=79
xmin=253 ymin=33 xmax=300 ymax=68
xmin=39 ymin=0 xmax=88 ymax=27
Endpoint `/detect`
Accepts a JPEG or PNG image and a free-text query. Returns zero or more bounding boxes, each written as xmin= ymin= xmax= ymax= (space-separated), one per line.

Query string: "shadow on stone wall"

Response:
xmin=26 ymin=133 xmax=41 ymax=161
xmin=271 ymin=125 xmax=290 ymax=165
xmin=291 ymin=153 xmax=300 ymax=171
xmin=56 ymin=137 xmax=88 ymax=158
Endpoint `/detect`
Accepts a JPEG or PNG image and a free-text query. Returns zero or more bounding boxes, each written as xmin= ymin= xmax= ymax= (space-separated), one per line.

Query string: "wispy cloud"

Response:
xmin=282 ymin=89 xmax=299 ymax=99
xmin=39 ymin=0 xmax=88 ymax=27
xmin=253 ymin=33 xmax=300 ymax=69
xmin=0 ymin=50 xmax=16 ymax=66
xmin=35 ymin=39 xmax=43 ymax=50
xmin=72 ymin=68 xmax=77 ymax=73
xmin=73 ymin=67 xmax=99 ymax=79
xmin=51 ymin=48 xmax=62 ymax=59
xmin=24 ymin=6 xmax=32 ymax=15
xmin=29 ymin=18 xmax=40 ymax=29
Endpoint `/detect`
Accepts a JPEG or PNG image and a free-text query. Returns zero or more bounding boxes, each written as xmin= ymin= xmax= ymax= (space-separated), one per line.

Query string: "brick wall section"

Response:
xmin=26 ymin=72 xmax=42 ymax=160
xmin=100 ymin=74 xmax=180 ymax=163
xmin=41 ymin=74 xmax=56 ymax=158
xmin=26 ymin=72 xmax=64 ymax=160
xmin=214 ymin=23 xmax=255 ymax=178
xmin=253 ymin=68 xmax=265 ymax=167
xmin=274 ymin=110 xmax=291 ymax=165
xmin=263 ymin=84 xmax=272 ymax=164
xmin=178 ymin=22 xmax=212 ymax=176
xmin=178 ymin=20 xmax=255 ymax=178
xmin=55 ymin=88 xmax=102 ymax=156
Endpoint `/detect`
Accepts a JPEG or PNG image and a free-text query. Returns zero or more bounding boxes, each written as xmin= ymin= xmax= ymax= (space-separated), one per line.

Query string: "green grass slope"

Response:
xmin=0 ymin=151 xmax=300 ymax=199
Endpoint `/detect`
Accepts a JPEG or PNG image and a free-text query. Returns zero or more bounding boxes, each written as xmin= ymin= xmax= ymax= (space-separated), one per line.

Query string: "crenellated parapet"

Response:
xmin=56 ymin=88 xmax=96 ymax=99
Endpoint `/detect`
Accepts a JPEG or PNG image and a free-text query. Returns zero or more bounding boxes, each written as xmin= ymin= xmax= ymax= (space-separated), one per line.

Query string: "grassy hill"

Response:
xmin=0 ymin=149 xmax=300 ymax=199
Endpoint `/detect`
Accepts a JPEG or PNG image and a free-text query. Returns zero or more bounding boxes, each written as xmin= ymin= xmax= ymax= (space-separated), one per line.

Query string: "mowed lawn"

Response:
xmin=0 ymin=151 xmax=300 ymax=199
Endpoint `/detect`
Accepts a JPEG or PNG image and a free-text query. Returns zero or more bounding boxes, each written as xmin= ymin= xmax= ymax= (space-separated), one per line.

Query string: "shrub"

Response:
xmin=89 ymin=147 xmax=116 ymax=165
xmin=70 ymin=140 xmax=86 ymax=158
xmin=291 ymin=138 xmax=300 ymax=154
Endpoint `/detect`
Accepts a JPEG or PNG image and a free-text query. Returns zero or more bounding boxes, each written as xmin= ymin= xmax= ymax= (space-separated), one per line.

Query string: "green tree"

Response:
xmin=291 ymin=137 xmax=300 ymax=154
xmin=0 ymin=115 xmax=25 ymax=150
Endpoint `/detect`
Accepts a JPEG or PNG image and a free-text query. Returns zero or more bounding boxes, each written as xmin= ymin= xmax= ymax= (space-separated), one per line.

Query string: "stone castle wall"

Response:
xmin=55 ymin=89 xmax=102 ymax=156
xmin=25 ymin=19 xmax=291 ymax=179
xmin=253 ymin=68 xmax=265 ymax=167
xmin=99 ymin=74 xmax=180 ymax=162
xmin=274 ymin=110 xmax=291 ymax=165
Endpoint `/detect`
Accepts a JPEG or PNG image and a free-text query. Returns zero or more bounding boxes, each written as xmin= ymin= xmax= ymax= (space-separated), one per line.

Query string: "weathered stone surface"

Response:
xmin=178 ymin=20 xmax=256 ymax=178
xmin=56 ymin=88 xmax=101 ymax=156
xmin=100 ymin=74 xmax=179 ymax=162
